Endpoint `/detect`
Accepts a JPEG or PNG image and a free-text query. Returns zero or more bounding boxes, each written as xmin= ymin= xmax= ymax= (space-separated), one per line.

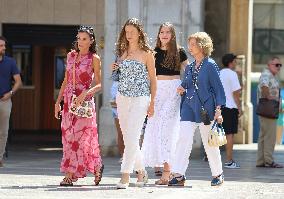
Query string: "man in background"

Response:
xmin=256 ymin=57 xmax=283 ymax=168
xmin=220 ymin=53 xmax=241 ymax=169
xmin=0 ymin=36 xmax=22 ymax=167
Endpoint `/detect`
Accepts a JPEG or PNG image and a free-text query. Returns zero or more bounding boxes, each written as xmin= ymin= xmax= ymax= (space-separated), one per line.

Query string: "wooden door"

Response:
xmin=40 ymin=47 xmax=61 ymax=130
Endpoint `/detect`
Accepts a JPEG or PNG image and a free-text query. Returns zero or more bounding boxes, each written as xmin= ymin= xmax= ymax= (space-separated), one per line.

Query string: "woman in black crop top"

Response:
xmin=141 ymin=22 xmax=189 ymax=185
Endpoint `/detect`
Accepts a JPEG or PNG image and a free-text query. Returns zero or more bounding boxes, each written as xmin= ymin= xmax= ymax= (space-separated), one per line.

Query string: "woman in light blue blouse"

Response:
xmin=111 ymin=18 xmax=157 ymax=189
xmin=169 ymin=32 xmax=226 ymax=186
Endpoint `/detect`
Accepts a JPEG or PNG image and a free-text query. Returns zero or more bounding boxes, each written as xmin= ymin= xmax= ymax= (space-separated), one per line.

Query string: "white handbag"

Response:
xmin=208 ymin=121 xmax=227 ymax=147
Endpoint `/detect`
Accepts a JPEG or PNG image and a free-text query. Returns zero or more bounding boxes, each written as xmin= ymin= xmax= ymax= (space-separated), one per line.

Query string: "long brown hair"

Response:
xmin=156 ymin=22 xmax=180 ymax=70
xmin=115 ymin=18 xmax=153 ymax=57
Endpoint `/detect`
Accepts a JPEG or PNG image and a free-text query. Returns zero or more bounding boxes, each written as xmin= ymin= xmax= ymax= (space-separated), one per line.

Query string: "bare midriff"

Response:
xmin=157 ymin=75 xmax=180 ymax=80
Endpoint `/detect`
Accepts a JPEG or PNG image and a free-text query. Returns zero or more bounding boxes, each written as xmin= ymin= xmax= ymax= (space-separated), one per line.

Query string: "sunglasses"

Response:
xmin=272 ymin=63 xmax=282 ymax=68
xmin=79 ymin=25 xmax=94 ymax=31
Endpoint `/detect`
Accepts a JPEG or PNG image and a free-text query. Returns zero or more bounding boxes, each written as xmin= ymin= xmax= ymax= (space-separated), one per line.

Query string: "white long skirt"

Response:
xmin=142 ymin=79 xmax=181 ymax=167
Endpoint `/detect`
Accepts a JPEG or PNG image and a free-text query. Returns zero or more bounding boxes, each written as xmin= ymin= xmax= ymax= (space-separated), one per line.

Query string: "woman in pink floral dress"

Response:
xmin=54 ymin=26 xmax=103 ymax=186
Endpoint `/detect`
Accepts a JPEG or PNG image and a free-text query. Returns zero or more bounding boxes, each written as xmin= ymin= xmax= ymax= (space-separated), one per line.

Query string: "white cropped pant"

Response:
xmin=116 ymin=93 xmax=149 ymax=173
xmin=172 ymin=121 xmax=223 ymax=176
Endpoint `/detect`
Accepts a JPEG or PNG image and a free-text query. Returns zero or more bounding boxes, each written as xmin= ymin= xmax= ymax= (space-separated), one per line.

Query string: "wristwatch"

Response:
xmin=10 ymin=90 xmax=14 ymax=96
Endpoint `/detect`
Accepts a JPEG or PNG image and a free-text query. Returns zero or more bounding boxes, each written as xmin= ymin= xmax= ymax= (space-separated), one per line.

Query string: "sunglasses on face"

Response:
xmin=272 ymin=63 xmax=282 ymax=68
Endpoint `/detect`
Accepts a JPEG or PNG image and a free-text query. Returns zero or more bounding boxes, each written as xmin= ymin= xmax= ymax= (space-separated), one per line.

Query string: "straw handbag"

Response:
xmin=68 ymin=56 xmax=94 ymax=118
xmin=208 ymin=121 xmax=227 ymax=147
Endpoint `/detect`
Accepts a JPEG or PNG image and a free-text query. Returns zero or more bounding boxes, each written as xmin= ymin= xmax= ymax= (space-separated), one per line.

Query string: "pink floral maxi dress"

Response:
xmin=60 ymin=51 xmax=102 ymax=178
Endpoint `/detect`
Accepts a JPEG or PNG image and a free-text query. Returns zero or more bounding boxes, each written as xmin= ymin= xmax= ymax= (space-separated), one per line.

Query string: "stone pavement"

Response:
xmin=0 ymin=144 xmax=284 ymax=199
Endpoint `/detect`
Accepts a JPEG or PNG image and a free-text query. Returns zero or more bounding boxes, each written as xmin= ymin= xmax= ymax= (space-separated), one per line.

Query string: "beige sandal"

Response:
xmin=155 ymin=178 xmax=169 ymax=185
xmin=155 ymin=170 xmax=170 ymax=185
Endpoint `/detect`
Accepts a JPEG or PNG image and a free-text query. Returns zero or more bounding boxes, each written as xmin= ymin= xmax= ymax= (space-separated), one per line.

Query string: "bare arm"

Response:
xmin=146 ymin=52 xmax=156 ymax=102
xmin=54 ymin=70 xmax=67 ymax=119
xmin=233 ymin=88 xmax=242 ymax=114
xmin=12 ymin=74 xmax=22 ymax=93
xmin=55 ymin=71 xmax=68 ymax=104
xmin=146 ymin=52 xmax=157 ymax=117
xmin=87 ymin=54 xmax=102 ymax=95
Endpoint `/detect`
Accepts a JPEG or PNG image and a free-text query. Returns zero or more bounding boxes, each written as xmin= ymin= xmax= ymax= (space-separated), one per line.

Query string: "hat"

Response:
xmin=222 ymin=53 xmax=237 ymax=67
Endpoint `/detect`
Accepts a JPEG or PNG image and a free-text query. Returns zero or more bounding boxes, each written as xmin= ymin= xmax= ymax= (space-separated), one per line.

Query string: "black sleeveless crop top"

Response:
xmin=155 ymin=47 xmax=188 ymax=76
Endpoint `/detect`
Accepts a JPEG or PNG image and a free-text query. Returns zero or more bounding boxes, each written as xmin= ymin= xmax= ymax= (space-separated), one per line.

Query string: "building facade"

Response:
xmin=1 ymin=0 xmax=257 ymax=155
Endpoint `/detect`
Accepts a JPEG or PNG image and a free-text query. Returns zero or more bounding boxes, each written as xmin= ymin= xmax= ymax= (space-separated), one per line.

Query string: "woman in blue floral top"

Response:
xmin=111 ymin=18 xmax=157 ymax=189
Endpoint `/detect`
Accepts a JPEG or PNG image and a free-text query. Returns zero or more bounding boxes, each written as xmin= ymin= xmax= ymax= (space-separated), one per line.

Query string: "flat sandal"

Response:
xmin=94 ymin=165 xmax=104 ymax=186
xmin=60 ymin=177 xmax=73 ymax=186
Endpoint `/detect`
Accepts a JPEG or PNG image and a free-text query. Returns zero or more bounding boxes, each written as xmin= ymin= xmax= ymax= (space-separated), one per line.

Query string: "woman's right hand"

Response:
xmin=177 ymin=86 xmax=185 ymax=95
xmin=111 ymin=63 xmax=119 ymax=71
xmin=54 ymin=102 xmax=61 ymax=119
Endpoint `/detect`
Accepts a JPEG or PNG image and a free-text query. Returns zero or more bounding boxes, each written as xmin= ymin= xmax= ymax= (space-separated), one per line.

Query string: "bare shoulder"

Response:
xmin=145 ymin=51 xmax=154 ymax=62
xmin=92 ymin=54 xmax=101 ymax=66
xmin=92 ymin=53 xmax=101 ymax=62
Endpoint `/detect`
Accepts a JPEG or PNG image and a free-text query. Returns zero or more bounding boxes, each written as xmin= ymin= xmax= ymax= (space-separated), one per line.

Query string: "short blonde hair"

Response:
xmin=188 ymin=32 xmax=213 ymax=57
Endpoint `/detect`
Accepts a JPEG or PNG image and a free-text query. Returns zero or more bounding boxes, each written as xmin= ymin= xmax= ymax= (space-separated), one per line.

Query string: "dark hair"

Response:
xmin=156 ymin=22 xmax=181 ymax=71
xmin=73 ymin=26 xmax=97 ymax=54
xmin=0 ymin=36 xmax=7 ymax=43
xmin=115 ymin=18 xmax=153 ymax=57
xmin=222 ymin=53 xmax=236 ymax=67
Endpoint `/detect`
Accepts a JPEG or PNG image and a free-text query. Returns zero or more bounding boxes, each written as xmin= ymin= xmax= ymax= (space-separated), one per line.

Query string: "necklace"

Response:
xmin=185 ymin=59 xmax=205 ymax=101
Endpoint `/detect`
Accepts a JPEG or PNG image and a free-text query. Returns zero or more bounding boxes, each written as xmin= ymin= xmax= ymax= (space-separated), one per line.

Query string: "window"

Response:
xmin=253 ymin=2 xmax=284 ymax=77
xmin=12 ymin=45 xmax=33 ymax=86
xmin=55 ymin=56 xmax=66 ymax=89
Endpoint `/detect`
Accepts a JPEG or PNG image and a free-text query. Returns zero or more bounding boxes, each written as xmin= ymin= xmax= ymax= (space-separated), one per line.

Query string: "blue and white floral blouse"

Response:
xmin=118 ymin=59 xmax=150 ymax=97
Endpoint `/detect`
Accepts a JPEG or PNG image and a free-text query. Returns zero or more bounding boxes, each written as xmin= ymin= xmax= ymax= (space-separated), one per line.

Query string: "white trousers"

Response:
xmin=172 ymin=121 xmax=223 ymax=176
xmin=0 ymin=99 xmax=12 ymax=161
xmin=116 ymin=93 xmax=149 ymax=173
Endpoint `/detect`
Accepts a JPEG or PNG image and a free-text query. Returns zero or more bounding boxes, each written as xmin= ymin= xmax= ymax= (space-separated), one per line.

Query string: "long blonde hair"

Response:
xmin=115 ymin=18 xmax=153 ymax=57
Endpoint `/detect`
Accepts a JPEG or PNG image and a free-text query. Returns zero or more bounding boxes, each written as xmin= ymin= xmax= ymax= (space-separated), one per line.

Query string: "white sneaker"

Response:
xmin=116 ymin=181 xmax=129 ymax=189
xmin=224 ymin=160 xmax=240 ymax=169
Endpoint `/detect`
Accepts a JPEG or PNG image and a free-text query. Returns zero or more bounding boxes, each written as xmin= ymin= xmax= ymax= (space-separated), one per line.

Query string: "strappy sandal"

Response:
xmin=135 ymin=170 xmax=148 ymax=187
xmin=155 ymin=170 xmax=170 ymax=185
xmin=94 ymin=165 xmax=104 ymax=186
xmin=60 ymin=177 xmax=73 ymax=186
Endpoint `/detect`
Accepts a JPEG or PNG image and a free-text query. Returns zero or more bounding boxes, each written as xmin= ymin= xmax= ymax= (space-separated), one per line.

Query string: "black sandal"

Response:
xmin=60 ymin=177 xmax=73 ymax=186
xmin=168 ymin=175 xmax=186 ymax=186
xmin=94 ymin=165 xmax=104 ymax=186
xmin=265 ymin=162 xmax=283 ymax=168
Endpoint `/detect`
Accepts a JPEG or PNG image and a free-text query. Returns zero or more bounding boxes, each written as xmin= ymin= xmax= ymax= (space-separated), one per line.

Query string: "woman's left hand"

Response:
xmin=214 ymin=108 xmax=223 ymax=124
xmin=74 ymin=91 xmax=87 ymax=108
xmin=147 ymin=101 xmax=155 ymax=118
